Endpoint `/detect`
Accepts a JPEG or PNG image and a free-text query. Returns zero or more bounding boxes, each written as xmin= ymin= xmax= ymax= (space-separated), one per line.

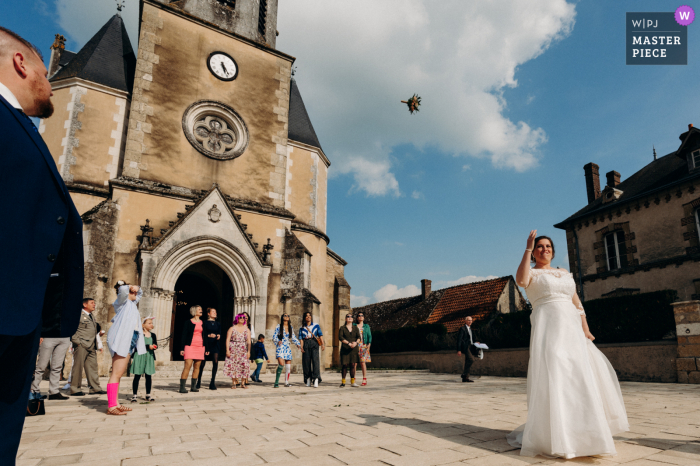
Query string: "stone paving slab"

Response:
xmin=18 ymin=374 xmax=700 ymax=465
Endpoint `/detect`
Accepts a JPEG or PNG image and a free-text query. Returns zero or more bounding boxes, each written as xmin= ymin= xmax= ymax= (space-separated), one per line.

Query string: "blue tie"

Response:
xmin=17 ymin=109 xmax=38 ymax=132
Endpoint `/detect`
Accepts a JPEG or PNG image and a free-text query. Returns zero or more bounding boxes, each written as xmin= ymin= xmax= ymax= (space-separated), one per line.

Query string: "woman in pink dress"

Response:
xmin=179 ymin=305 xmax=205 ymax=393
xmin=223 ymin=313 xmax=251 ymax=389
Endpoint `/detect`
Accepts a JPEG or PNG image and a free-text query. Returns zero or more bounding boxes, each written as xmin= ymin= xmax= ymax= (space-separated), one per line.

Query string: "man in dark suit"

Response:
xmin=457 ymin=316 xmax=480 ymax=383
xmin=0 ymin=27 xmax=83 ymax=460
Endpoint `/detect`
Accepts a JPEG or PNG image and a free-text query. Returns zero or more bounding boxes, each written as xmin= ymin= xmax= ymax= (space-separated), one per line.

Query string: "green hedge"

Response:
xmin=583 ymin=290 xmax=677 ymax=344
xmin=372 ymin=290 xmax=678 ymax=352
xmin=371 ymin=323 xmax=447 ymax=354
xmin=475 ymin=289 xmax=677 ymax=348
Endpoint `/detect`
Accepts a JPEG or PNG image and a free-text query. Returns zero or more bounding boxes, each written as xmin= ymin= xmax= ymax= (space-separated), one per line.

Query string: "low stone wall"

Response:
xmin=371 ymin=340 xmax=678 ymax=383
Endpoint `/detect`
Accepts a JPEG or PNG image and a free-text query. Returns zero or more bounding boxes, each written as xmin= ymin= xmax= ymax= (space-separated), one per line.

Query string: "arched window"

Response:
xmin=258 ymin=0 xmax=267 ymax=36
xmin=604 ymin=230 xmax=627 ymax=271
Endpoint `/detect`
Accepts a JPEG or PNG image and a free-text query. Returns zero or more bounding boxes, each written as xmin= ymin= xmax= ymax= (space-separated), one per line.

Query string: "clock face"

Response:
xmin=207 ymin=52 xmax=238 ymax=81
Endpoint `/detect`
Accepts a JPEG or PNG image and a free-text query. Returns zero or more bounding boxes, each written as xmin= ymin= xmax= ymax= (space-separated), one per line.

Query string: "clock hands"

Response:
xmin=221 ymin=62 xmax=229 ymax=76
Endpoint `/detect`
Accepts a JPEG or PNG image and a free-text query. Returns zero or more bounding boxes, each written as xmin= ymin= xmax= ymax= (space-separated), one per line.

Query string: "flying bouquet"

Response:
xmin=401 ymin=94 xmax=421 ymax=114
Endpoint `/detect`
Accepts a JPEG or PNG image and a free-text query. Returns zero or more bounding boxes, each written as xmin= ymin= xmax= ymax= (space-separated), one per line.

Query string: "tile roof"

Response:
xmin=428 ymin=277 xmax=511 ymax=332
xmin=354 ymin=276 xmax=517 ymax=333
xmin=50 ymin=14 xmax=136 ymax=93
xmin=288 ymin=78 xmax=323 ymax=151
xmin=555 ymin=148 xmax=698 ymax=228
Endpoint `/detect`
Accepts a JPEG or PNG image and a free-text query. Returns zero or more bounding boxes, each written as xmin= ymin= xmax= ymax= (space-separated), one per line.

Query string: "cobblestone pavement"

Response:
xmin=18 ymin=373 xmax=700 ymax=465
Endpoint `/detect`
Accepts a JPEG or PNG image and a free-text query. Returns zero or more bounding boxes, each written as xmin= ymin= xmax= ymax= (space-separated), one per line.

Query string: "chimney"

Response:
xmin=583 ymin=163 xmax=601 ymax=204
xmin=48 ymin=34 xmax=66 ymax=77
xmin=605 ymin=170 xmax=620 ymax=188
xmin=421 ymin=279 xmax=431 ymax=300
xmin=690 ymin=124 xmax=694 ymax=130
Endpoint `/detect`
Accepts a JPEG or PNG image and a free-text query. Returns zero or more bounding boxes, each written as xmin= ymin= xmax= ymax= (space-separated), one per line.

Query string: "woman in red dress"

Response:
xmin=179 ymin=305 xmax=205 ymax=393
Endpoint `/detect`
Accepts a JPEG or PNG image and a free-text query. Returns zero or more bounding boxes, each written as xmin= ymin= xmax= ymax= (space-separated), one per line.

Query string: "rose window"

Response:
xmin=182 ymin=101 xmax=249 ymax=160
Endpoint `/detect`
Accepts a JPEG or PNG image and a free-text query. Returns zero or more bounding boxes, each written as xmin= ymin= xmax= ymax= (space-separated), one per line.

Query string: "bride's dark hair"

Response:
xmin=531 ymin=236 xmax=555 ymax=263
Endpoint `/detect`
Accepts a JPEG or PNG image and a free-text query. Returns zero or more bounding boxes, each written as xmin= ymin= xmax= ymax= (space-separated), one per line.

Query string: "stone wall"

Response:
xmin=371 ymin=340 xmax=678 ymax=383
xmin=673 ymin=300 xmax=700 ymax=383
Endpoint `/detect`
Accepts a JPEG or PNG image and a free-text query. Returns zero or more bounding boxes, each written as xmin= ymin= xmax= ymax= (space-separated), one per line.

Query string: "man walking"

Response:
xmin=0 ymin=27 xmax=83 ymax=460
xmin=70 ymin=298 xmax=106 ymax=396
xmin=457 ymin=316 xmax=479 ymax=383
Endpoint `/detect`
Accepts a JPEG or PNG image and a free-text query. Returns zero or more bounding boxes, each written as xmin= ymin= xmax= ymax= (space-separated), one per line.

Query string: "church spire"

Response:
xmin=116 ymin=0 xmax=125 ymax=17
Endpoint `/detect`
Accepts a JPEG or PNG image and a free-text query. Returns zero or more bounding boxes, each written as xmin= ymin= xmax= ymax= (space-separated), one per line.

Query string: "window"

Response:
xmin=695 ymin=208 xmax=700 ymax=235
xmin=604 ymin=231 xmax=628 ymax=271
xmin=693 ymin=150 xmax=700 ymax=168
xmin=303 ymin=252 xmax=311 ymax=288
xmin=258 ymin=0 xmax=267 ymax=36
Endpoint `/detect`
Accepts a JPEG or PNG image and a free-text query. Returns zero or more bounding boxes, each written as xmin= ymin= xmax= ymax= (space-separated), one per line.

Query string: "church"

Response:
xmin=40 ymin=0 xmax=351 ymax=372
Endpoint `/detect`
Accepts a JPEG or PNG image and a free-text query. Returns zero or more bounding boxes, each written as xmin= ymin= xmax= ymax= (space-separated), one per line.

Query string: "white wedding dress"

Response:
xmin=506 ymin=268 xmax=629 ymax=459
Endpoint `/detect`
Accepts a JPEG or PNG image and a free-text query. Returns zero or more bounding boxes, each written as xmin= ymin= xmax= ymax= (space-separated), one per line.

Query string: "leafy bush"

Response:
xmin=372 ymin=323 xmax=447 ymax=354
xmin=474 ymin=289 xmax=677 ymax=348
xmin=583 ymin=290 xmax=677 ymax=344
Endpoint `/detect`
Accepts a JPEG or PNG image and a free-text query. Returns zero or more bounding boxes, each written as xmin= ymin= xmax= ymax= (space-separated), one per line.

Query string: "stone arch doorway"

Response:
xmin=140 ymin=235 xmax=268 ymax=361
xmin=170 ymin=261 xmax=235 ymax=361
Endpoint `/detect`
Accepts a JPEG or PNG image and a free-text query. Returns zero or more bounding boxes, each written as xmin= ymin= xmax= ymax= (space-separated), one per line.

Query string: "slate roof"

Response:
xmin=288 ymin=78 xmax=323 ymax=151
xmin=50 ymin=14 xmax=136 ymax=93
xmin=555 ymin=136 xmax=700 ymax=228
xmin=354 ymin=276 xmax=518 ymax=333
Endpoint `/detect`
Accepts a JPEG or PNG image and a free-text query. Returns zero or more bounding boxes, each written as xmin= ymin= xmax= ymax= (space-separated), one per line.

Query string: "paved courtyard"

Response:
xmin=18 ymin=372 xmax=700 ymax=466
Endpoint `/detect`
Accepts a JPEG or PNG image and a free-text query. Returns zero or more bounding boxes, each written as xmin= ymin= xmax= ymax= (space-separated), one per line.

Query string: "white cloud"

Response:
xmin=462 ymin=164 xmax=471 ymax=171
xmin=437 ymin=275 xmax=499 ymax=288
xmin=373 ymin=284 xmax=421 ymax=302
xmin=334 ymin=157 xmax=400 ymax=197
xmin=351 ymin=294 xmax=370 ymax=307
xmin=278 ymin=0 xmax=576 ymax=194
xmin=411 ymin=190 xmax=424 ymax=199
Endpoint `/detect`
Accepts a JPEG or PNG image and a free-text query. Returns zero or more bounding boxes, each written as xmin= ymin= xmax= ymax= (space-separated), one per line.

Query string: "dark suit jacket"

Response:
xmin=457 ymin=325 xmax=478 ymax=355
xmin=0 ymin=95 xmax=84 ymax=337
xmin=181 ymin=320 xmax=197 ymax=353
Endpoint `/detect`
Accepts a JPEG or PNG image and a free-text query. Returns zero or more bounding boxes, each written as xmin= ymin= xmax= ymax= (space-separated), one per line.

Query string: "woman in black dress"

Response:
xmin=197 ymin=308 xmax=222 ymax=390
xmin=338 ymin=313 xmax=361 ymax=387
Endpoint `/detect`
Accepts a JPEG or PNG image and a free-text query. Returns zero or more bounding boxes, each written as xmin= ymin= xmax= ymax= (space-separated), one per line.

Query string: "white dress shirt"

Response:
xmin=0 ymin=81 xmax=22 ymax=110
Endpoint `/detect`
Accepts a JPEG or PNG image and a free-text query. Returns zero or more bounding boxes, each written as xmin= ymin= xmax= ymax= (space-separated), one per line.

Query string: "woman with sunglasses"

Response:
xmin=354 ymin=312 xmax=372 ymax=386
xmin=299 ymin=311 xmax=324 ymax=388
xmin=222 ymin=313 xmax=251 ymax=389
xmin=272 ymin=314 xmax=301 ymax=387
xmin=338 ymin=313 xmax=361 ymax=387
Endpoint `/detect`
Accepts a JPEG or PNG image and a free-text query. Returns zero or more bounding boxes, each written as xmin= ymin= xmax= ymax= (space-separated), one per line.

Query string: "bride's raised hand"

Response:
xmin=526 ymin=230 xmax=537 ymax=251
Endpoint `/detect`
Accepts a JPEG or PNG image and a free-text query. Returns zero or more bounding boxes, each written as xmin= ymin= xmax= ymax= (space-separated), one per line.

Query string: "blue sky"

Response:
xmin=5 ymin=1 xmax=699 ymax=305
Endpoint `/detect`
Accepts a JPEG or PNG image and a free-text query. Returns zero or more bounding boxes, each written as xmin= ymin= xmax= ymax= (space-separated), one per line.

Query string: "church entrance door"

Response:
xmin=170 ymin=261 xmax=234 ymax=361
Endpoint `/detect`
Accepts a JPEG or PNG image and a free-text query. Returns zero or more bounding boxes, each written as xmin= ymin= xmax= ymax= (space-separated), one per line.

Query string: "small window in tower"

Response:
xmin=692 ymin=149 xmax=700 ymax=168
xmin=695 ymin=208 xmax=700 ymax=234
xmin=604 ymin=230 xmax=627 ymax=271
xmin=258 ymin=0 xmax=267 ymax=36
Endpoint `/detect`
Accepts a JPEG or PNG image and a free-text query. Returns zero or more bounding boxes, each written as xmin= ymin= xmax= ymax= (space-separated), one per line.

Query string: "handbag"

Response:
xmin=27 ymin=399 xmax=45 ymax=416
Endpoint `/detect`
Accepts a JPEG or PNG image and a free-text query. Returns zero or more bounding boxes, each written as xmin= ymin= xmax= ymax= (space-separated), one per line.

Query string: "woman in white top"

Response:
xmin=506 ymin=230 xmax=629 ymax=459
xmin=105 ymin=281 xmax=146 ymax=415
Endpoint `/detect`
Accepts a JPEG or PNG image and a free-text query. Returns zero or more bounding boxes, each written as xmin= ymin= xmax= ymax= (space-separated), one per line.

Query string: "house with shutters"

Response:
xmin=554 ymin=124 xmax=700 ymax=302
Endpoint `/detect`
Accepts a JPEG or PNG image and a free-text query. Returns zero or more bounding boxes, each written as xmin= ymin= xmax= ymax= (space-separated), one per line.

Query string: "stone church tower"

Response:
xmin=41 ymin=0 xmax=351 ymax=371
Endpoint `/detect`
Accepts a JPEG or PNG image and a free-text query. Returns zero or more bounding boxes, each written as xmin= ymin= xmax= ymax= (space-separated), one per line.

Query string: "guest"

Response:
xmin=338 ymin=314 xmax=361 ymax=387
xmin=0 ymin=26 xmax=84 ymax=458
xmin=179 ymin=305 xmax=205 ymax=393
xmin=457 ymin=316 xmax=480 ymax=383
xmin=30 ymin=329 xmax=71 ymax=400
xmin=299 ymin=311 xmax=324 ymax=388
xmin=69 ymin=298 xmax=106 ymax=396
xmin=223 ymin=313 xmax=251 ymax=389
xmin=197 ymin=308 xmax=221 ymax=390
xmin=106 ymin=282 xmax=146 ymax=415
xmin=354 ymin=312 xmax=372 ymax=386
xmin=64 ymin=324 xmax=103 ymax=391
xmin=250 ymin=334 xmax=269 ymax=383
xmin=272 ymin=314 xmax=301 ymax=388
xmin=130 ymin=317 xmax=157 ymax=402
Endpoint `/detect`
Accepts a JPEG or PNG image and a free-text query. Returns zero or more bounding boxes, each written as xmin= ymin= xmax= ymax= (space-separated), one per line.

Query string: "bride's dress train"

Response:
xmin=506 ymin=268 xmax=629 ymax=459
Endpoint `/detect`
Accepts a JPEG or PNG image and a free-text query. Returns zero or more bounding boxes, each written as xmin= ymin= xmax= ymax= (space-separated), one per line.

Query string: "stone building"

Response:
xmin=40 ymin=0 xmax=351 ymax=372
xmin=354 ymin=277 xmax=525 ymax=333
xmin=554 ymin=124 xmax=700 ymax=302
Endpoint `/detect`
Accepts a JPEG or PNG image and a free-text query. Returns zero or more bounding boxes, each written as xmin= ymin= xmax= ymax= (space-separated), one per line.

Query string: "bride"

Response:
xmin=506 ymin=230 xmax=629 ymax=459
